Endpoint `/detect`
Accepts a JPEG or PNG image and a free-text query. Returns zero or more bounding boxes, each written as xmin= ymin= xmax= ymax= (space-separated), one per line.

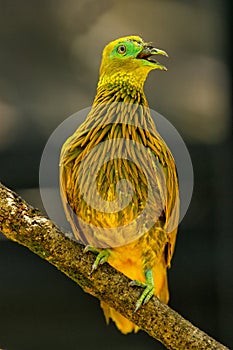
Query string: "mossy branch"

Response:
xmin=0 ymin=183 xmax=229 ymax=350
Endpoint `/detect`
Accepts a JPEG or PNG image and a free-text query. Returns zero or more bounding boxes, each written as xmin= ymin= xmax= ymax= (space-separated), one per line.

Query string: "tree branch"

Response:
xmin=0 ymin=183 xmax=229 ymax=350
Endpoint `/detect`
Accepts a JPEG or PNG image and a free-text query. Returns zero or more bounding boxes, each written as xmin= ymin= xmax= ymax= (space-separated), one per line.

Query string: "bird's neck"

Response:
xmin=94 ymin=72 xmax=149 ymax=106
xmin=81 ymin=71 xmax=157 ymax=137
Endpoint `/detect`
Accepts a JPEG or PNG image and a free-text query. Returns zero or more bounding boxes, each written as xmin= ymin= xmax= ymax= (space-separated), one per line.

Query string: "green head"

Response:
xmin=98 ymin=35 xmax=168 ymax=90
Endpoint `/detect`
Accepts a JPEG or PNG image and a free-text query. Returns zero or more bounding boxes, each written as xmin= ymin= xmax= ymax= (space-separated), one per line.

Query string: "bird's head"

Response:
xmin=98 ymin=35 xmax=168 ymax=91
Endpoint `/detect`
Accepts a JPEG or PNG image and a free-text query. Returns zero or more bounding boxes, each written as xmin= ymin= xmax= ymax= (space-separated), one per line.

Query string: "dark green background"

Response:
xmin=0 ymin=1 xmax=232 ymax=349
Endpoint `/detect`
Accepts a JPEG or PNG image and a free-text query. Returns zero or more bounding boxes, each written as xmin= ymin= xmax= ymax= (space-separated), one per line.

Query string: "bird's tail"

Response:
xmin=100 ymin=268 xmax=169 ymax=334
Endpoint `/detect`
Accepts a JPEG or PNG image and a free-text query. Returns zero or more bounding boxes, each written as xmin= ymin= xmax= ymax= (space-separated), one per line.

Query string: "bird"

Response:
xmin=59 ymin=35 xmax=179 ymax=334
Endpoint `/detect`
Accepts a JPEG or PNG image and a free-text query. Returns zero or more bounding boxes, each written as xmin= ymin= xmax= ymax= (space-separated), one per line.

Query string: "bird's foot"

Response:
xmin=129 ymin=269 xmax=155 ymax=312
xmin=84 ymin=245 xmax=110 ymax=273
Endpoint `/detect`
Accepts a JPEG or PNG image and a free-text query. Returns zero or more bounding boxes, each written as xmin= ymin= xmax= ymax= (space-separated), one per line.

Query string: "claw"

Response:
xmin=83 ymin=245 xmax=110 ymax=273
xmin=129 ymin=269 xmax=155 ymax=312
xmin=91 ymin=249 xmax=110 ymax=272
xmin=83 ymin=245 xmax=100 ymax=254
xmin=129 ymin=280 xmax=146 ymax=288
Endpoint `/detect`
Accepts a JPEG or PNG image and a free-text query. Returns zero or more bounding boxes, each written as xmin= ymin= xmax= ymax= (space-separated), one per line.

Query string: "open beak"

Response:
xmin=137 ymin=45 xmax=168 ymax=70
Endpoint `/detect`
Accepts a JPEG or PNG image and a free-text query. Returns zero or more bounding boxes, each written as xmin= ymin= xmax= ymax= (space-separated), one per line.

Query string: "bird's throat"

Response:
xmin=95 ymin=71 xmax=149 ymax=106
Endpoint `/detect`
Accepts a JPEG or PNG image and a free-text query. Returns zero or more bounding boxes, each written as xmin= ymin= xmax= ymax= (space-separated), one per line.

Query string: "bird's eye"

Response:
xmin=117 ymin=45 xmax=126 ymax=54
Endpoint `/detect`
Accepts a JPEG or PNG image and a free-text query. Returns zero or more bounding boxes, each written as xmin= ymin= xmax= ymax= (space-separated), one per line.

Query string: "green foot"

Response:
xmin=84 ymin=245 xmax=110 ymax=273
xmin=129 ymin=269 xmax=155 ymax=312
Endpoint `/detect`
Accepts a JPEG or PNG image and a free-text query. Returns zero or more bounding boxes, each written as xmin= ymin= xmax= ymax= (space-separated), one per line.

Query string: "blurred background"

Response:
xmin=0 ymin=0 xmax=232 ymax=349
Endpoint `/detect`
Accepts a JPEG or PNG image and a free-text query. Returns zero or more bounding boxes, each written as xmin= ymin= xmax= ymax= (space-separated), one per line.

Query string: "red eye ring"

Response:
xmin=117 ymin=45 xmax=126 ymax=54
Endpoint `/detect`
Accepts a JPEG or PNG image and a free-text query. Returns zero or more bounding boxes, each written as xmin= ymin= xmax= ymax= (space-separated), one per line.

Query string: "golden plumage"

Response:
xmin=60 ymin=36 xmax=179 ymax=334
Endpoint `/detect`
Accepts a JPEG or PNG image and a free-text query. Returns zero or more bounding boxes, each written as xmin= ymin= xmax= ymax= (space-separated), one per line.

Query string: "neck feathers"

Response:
xmin=94 ymin=71 xmax=149 ymax=106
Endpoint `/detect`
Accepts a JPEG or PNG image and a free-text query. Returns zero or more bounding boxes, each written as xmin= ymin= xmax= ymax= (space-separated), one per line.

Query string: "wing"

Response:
xmin=148 ymin=131 xmax=179 ymax=267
